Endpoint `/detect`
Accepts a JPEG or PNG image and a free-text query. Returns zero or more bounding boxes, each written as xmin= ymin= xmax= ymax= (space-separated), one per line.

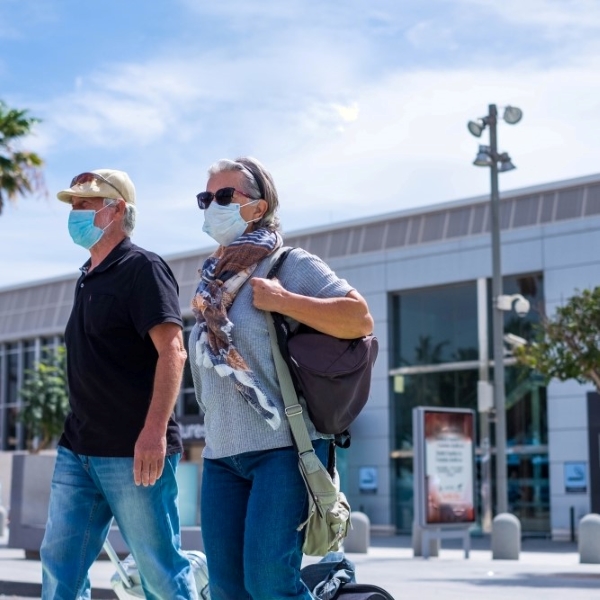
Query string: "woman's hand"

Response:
xmin=249 ymin=277 xmax=288 ymax=313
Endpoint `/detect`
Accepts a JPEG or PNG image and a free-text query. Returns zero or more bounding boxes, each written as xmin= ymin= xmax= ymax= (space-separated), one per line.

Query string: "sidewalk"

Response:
xmin=1 ymin=531 xmax=599 ymax=599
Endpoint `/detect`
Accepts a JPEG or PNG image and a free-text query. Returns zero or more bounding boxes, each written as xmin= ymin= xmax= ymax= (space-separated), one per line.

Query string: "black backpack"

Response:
xmin=301 ymin=553 xmax=395 ymax=600
xmin=267 ymin=247 xmax=379 ymax=447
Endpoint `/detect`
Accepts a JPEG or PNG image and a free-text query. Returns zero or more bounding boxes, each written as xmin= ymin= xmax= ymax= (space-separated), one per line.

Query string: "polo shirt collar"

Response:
xmin=80 ymin=238 xmax=133 ymax=276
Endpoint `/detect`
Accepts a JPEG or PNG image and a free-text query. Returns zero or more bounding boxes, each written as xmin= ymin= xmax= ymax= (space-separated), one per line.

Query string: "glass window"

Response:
xmin=4 ymin=406 xmax=18 ymax=450
xmin=503 ymin=365 xmax=548 ymax=447
xmin=329 ymin=230 xmax=349 ymax=258
xmin=500 ymin=199 xmax=514 ymax=230
xmin=555 ymin=188 xmax=584 ymax=221
xmin=391 ymin=370 xmax=479 ymax=532
xmin=391 ymin=366 xmax=548 ymax=534
xmin=391 ymin=282 xmax=478 ymax=368
xmin=390 ymin=275 xmax=549 ymax=534
xmin=23 ymin=340 xmax=35 ymax=372
xmin=471 ymin=204 xmax=489 ymax=235
xmin=309 ymin=234 xmax=328 ymax=259
xmin=446 ymin=207 xmax=471 ymax=239
xmin=181 ymin=320 xmax=200 ymax=417
xmin=6 ymin=347 xmax=18 ymax=405
xmin=362 ymin=223 xmax=386 ymax=253
xmin=40 ymin=337 xmax=57 ymax=351
xmin=507 ymin=453 xmax=550 ymax=533
xmin=513 ymin=196 xmax=540 ymax=228
xmin=392 ymin=370 xmax=479 ymax=453
xmin=421 ymin=213 xmax=445 ymax=243
xmin=585 ymin=184 xmax=600 ymax=216
xmin=407 ymin=216 xmax=422 ymax=245
xmin=348 ymin=230 xmax=362 ymax=255
xmin=540 ymin=193 xmax=555 ymax=223
xmin=182 ymin=391 xmax=201 ymax=417
xmin=387 ymin=219 xmax=408 ymax=248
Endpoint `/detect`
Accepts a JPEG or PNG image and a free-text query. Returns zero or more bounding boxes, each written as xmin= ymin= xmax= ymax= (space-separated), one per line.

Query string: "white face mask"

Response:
xmin=202 ymin=200 xmax=259 ymax=246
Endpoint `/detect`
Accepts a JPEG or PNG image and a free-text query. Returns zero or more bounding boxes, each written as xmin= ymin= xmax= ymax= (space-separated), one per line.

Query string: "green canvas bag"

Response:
xmin=265 ymin=271 xmax=351 ymax=556
xmin=296 ymin=448 xmax=351 ymax=556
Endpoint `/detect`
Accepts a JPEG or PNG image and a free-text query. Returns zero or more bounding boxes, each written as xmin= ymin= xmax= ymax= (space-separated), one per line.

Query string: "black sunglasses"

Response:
xmin=70 ymin=172 xmax=125 ymax=199
xmin=196 ymin=187 xmax=259 ymax=210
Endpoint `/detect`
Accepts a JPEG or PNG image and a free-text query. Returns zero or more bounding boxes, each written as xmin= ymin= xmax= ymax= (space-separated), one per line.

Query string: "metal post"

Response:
xmin=488 ymin=103 xmax=508 ymax=514
xmin=477 ymin=278 xmax=492 ymax=532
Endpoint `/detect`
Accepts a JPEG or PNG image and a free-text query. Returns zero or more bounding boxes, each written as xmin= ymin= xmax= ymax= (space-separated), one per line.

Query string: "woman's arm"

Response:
xmin=249 ymin=278 xmax=373 ymax=339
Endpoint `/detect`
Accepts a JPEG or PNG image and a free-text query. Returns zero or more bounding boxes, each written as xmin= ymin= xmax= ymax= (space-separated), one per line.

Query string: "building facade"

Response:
xmin=1 ymin=172 xmax=599 ymax=539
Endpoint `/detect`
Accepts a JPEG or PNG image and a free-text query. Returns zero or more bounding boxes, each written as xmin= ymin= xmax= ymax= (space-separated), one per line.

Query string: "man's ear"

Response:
xmin=115 ymin=198 xmax=127 ymax=217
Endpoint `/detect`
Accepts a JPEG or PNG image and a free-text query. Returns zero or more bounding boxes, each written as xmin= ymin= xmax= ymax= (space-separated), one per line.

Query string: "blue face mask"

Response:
xmin=68 ymin=203 xmax=114 ymax=249
xmin=202 ymin=200 xmax=259 ymax=246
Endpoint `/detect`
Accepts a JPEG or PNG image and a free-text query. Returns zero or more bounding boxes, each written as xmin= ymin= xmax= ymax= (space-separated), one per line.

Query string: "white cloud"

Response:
xmin=457 ymin=0 xmax=600 ymax=29
xmin=333 ymin=102 xmax=360 ymax=123
xmin=3 ymin=0 xmax=600 ymax=288
xmin=405 ymin=21 xmax=460 ymax=52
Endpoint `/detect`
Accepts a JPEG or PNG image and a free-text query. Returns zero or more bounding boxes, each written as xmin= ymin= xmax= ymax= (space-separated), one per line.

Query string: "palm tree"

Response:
xmin=0 ymin=100 xmax=45 ymax=214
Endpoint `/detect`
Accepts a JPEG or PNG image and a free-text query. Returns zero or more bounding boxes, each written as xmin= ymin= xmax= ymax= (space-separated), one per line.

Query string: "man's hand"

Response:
xmin=135 ymin=322 xmax=186 ymax=486
xmin=133 ymin=426 xmax=167 ymax=486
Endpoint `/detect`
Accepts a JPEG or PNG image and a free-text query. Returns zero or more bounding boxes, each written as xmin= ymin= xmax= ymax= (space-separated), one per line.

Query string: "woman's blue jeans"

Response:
xmin=40 ymin=446 xmax=198 ymax=600
xmin=201 ymin=439 xmax=329 ymax=600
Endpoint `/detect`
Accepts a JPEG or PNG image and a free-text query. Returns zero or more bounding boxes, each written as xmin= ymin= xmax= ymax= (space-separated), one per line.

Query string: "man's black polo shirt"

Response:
xmin=60 ymin=238 xmax=184 ymax=457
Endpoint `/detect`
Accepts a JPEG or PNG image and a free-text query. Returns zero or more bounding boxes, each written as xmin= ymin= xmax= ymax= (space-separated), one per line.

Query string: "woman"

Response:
xmin=189 ymin=156 xmax=373 ymax=600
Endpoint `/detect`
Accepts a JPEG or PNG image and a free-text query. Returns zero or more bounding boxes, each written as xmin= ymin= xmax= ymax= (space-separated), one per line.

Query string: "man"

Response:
xmin=40 ymin=169 xmax=198 ymax=600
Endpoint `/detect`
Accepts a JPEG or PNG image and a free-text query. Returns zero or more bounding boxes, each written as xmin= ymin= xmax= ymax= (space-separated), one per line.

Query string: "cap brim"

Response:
xmin=56 ymin=189 xmax=77 ymax=203
xmin=56 ymin=187 xmax=122 ymax=204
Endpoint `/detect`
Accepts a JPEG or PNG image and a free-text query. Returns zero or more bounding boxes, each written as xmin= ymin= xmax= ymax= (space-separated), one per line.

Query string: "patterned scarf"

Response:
xmin=192 ymin=228 xmax=283 ymax=429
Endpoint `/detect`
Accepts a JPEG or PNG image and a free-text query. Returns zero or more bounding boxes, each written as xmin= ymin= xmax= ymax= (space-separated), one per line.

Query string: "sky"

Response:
xmin=1 ymin=0 xmax=600 ymax=288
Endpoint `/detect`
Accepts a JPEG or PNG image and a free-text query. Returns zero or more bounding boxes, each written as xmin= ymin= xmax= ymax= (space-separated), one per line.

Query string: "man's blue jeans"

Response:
xmin=40 ymin=446 xmax=198 ymax=600
xmin=201 ymin=439 xmax=329 ymax=600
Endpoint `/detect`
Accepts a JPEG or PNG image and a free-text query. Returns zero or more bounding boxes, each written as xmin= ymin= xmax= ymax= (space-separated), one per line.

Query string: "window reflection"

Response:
xmin=182 ymin=318 xmax=199 ymax=418
xmin=392 ymin=282 xmax=478 ymax=368
xmin=391 ymin=274 xmax=549 ymax=535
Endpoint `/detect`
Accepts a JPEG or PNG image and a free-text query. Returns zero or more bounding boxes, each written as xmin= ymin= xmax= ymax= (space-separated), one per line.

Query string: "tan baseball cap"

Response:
xmin=57 ymin=169 xmax=136 ymax=205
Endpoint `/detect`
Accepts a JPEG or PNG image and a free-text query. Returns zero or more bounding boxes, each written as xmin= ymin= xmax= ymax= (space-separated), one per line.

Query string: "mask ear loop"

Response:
xmin=96 ymin=200 xmax=117 ymax=233
xmin=240 ymin=199 xmax=263 ymax=225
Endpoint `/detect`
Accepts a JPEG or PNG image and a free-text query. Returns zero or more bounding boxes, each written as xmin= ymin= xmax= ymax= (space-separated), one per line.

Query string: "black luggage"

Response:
xmin=301 ymin=552 xmax=395 ymax=600
xmin=333 ymin=583 xmax=395 ymax=599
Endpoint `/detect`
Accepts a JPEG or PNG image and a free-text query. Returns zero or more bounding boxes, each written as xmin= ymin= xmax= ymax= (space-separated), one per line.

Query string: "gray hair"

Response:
xmin=207 ymin=156 xmax=280 ymax=232
xmin=104 ymin=198 xmax=136 ymax=236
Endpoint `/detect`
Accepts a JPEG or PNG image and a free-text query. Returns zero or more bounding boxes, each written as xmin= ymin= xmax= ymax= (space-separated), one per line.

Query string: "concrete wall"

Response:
xmin=329 ymin=212 xmax=600 ymax=534
xmin=540 ymin=219 xmax=599 ymax=539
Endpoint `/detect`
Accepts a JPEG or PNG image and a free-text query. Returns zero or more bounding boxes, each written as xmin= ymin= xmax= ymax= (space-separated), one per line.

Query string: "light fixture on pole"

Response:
xmin=468 ymin=104 xmax=523 ymax=516
xmin=473 ymin=146 xmax=493 ymax=167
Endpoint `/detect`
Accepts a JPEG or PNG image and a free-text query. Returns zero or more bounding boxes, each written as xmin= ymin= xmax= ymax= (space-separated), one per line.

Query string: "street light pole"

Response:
xmin=469 ymin=103 xmax=522 ymax=516
xmin=487 ymin=104 xmax=509 ymax=514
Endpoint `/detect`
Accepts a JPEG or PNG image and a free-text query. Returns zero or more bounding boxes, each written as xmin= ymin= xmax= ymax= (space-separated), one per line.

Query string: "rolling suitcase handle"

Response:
xmin=103 ymin=539 xmax=135 ymax=590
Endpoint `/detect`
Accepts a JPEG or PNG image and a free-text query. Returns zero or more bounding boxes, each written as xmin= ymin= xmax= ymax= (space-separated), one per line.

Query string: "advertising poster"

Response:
xmin=423 ymin=409 xmax=475 ymax=525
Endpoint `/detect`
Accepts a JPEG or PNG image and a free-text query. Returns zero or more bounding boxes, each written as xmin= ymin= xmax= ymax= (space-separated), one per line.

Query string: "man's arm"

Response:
xmin=133 ymin=322 xmax=187 ymax=486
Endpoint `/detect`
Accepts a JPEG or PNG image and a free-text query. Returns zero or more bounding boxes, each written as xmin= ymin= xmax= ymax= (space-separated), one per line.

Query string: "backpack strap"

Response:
xmin=266 ymin=246 xmax=294 ymax=279
xmin=264 ymin=248 xmax=314 ymax=456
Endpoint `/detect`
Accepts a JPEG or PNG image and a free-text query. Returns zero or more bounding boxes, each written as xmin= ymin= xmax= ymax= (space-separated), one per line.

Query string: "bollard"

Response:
xmin=492 ymin=513 xmax=520 ymax=560
xmin=579 ymin=513 xmax=600 ymax=563
xmin=412 ymin=521 xmax=439 ymax=558
xmin=344 ymin=511 xmax=370 ymax=553
xmin=0 ymin=505 xmax=6 ymax=538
